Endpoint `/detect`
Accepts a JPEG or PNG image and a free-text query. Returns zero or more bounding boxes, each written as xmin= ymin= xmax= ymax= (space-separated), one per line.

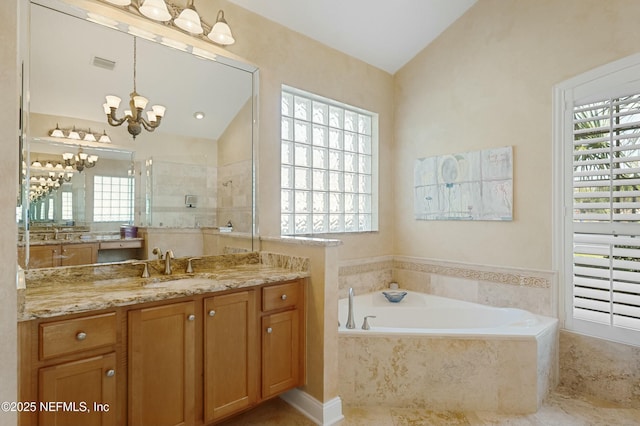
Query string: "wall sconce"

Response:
xmin=49 ymin=124 xmax=112 ymax=143
xmin=100 ymin=0 xmax=235 ymax=46
xmin=62 ymin=148 xmax=99 ymax=172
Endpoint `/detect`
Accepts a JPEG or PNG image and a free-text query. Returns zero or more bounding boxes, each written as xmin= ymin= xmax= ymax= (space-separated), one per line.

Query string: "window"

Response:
xmin=280 ymin=86 xmax=378 ymax=235
xmin=61 ymin=190 xmax=72 ymax=222
xmin=93 ymin=175 xmax=133 ymax=222
xmin=555 ymin=54 xmax=640 ymax=346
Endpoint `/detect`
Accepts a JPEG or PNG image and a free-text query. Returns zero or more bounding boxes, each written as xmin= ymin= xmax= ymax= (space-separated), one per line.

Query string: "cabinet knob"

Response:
xmin=281 ymin=294 xmax=287 ymax=301
xmin=187 ymin=314 xmax=196 ymax=321
xmin=76 ymin=331 xmax=87 ymax=341
xmin=105 ymin=369 xmax=115 ymax=377
xmin=266 ymin=327 xmax=273 ymax=334
xmin=208 ymin=310 xmax=216 ymax=317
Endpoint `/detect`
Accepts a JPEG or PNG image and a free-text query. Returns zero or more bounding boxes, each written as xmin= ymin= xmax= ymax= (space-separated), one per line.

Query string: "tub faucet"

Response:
xmin=346 ymin=288 xmax=356 ymax=329
xmin=163 ymin=250 xmax=174 ymax=275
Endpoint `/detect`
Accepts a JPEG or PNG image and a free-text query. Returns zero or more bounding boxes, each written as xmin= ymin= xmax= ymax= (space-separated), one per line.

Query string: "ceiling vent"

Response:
xmin=92 ymin=56 xmax=116 ymax=71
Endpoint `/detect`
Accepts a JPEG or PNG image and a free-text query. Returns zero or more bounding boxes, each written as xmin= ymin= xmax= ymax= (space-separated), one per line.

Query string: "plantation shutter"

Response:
xmin=572 ymin=94 xmax=640 ymax=333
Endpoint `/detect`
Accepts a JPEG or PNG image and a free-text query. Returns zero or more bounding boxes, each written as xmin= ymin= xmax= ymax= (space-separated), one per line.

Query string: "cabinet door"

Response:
xmin=61 ymin=243 xmax=98 ymax=266
xmin=128 ymin=301 xmax=195 ymax=426
xmin=29 ymin=245 xmax=59 ymax=268
xmin=38 ymin=352 xmax=116 ymax=426
xmin=261 ymin=309 xmax=300 ymax=398
xmin=204 ymin=291 xmax=257 ymax=423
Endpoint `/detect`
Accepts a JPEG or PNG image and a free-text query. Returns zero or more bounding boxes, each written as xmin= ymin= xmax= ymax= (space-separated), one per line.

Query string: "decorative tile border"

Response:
xmin=338 ymin=256 xmax=393 ymax=276
xmin=393 ymin=256 xmax=553 ymax=289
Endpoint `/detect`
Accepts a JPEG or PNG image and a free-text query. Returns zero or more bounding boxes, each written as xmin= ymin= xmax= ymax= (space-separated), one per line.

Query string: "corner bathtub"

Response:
xmin=337 ymin=290 xmax=558 ymax=413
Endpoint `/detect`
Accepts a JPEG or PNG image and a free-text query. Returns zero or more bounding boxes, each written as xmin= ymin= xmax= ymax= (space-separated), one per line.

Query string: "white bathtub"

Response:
xmin=337 ymin=290 xmax=558 ymax=413
xmin=338 ymin=290 xmax=555 ymax=337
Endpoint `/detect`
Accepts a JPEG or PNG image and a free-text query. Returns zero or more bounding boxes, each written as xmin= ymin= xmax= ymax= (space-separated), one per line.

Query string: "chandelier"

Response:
xmin=103 ymin=37 xmax=166 ymax=139
xmin=62 ymin=148 xmax=99 ymax=172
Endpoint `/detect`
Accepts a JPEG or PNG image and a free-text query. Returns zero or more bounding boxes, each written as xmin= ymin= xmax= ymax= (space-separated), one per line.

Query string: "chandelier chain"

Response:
xmin=133 ymin=37 xmax=137 ymax=93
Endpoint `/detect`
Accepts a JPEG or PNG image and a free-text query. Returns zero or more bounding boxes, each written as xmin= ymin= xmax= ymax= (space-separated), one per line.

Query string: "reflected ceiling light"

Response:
xmin=99 ymin=130 xmax=112 ymax=143
xmin=174 ymin=0 xmax=203 ymax=34
xmin=48 ymin=125 xmax=112 ymax=144
xmin=208 ymin=10 xmax=235 ymax=45
xmin=62 ymin=148 xmax=99 ymax=173
xmin=193 ymin=111 xmax=205 ymax=120
xmin=104 ymin=37 xmax=166 ymax=139
xmin=67 ymin=127 xmax=81 ymax=140
xmin=139 ymin=0 xmax=172 ymax=22
xmin=83 ymin=129 xmax=97 ymax=142
xmin=50 ymin=123 xmax=64 ymax=138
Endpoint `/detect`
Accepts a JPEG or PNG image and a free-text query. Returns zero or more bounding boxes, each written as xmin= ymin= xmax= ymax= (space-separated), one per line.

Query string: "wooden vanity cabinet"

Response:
xmin=19 ymin=278 xmax=306 ymax=426
xmin=203 ymin=290 xmax=257 ymax=423
xmin=18 ymin=311 xmax=121 ymax=426
xmin=260 ymin=280 xmax=305 ymax=399
xmin=38 ymin=353 xmax=117 ymax=426
xmin=128 ymin=301 xmax=196 ymax=426
xmin=26 ymin=242 xmax=99 ymax=268
xmin=60 ymin=243 xmax=99 ymax=266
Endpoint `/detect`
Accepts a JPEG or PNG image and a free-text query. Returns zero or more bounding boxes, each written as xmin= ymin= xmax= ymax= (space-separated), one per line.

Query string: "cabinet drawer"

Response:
xmin=262 ymin=282 xmax=300 ymax=312
xmin=39 ymin=312 xmax=117 ymax=360
xmin=99 ymin=240 xmax=142 ymax=250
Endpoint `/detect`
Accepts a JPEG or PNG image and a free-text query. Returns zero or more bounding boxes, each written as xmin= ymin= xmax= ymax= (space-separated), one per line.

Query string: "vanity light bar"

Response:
xmin=49 ymin=124 xmax=112 ymax=144
xmin=98 ymin=0 xmax=235 ymax=46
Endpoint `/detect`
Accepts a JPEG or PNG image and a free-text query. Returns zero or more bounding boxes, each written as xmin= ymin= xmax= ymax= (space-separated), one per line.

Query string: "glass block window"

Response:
xmin=61 ymin=190 xmax=72 ymax=222
xmin=93 ymin=175 xmax=133 ymax=222
xmin=281 ymin=86 xmax=378 ymax=235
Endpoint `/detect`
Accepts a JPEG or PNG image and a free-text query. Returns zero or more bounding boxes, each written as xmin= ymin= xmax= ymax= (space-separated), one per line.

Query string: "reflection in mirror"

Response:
xmin=20 ymin=0 xmax=257 ymax=269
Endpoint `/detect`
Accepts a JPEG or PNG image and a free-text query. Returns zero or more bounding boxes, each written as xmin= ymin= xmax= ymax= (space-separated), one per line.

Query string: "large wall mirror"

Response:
xmin=19 ymin=0 xmax=258 ymax=269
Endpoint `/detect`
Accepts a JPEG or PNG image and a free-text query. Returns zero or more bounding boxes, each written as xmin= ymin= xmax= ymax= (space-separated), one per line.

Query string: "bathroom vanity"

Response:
xmin=18 ymin=252 xmax=308 ymax=426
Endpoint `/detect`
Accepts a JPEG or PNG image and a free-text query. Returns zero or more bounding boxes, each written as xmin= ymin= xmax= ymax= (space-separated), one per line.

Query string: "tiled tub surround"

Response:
xmin=19 ymin=251 xmax=309 ymax=321
xmin=339 ymin=256 xmax=640 ymax=411
xmin=338 ymin=290 xmax=558 ymax=414
xmin=340 ymin=256 xmax=554 ymax=315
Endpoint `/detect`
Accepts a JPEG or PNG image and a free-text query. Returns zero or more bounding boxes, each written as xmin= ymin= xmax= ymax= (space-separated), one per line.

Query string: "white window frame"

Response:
xmin=553 ymin=52 xmax=640 ymax=347
xmin=280 ymin=85 xmax=379 ymax=236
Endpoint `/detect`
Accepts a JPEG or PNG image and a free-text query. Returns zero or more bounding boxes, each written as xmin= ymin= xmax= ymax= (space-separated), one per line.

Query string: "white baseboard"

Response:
xmin=280 ymin=389 xmax=344 ymax=425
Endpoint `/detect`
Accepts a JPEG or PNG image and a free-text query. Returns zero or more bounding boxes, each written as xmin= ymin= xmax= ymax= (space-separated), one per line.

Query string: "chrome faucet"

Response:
xmin=346 ymin=288 xmax=356 ymax=329
xmin=163 ymin=250 xmax=174 ymax=275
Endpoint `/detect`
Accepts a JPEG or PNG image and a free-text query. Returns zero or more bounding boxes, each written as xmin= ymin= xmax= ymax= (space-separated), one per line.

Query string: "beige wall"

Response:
xmin=0 ymin=0 xmax=19 ymax=423
xmin=394 ymin=0 xmax=640 ymax=270
xmin=204 ymin=1 xmax=396 ymax=260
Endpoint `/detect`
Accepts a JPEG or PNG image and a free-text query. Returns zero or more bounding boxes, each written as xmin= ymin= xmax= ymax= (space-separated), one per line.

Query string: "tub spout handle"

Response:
xmin=362 ymin=315 xmax=376 ymax=330
xmin=346 ymin=288 xmax=356 ymax=329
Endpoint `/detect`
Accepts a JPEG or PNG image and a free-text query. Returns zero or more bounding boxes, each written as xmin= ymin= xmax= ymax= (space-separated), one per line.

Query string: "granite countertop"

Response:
xmin=24 ymin=236 xmax=144 ymax=247
xmin=19 ymin=252 xmax=310 ymax=321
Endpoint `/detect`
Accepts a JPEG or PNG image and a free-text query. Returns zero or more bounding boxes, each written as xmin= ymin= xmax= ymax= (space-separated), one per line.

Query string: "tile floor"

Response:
xmin=218 ymin=388 xmax=640 ymax=425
